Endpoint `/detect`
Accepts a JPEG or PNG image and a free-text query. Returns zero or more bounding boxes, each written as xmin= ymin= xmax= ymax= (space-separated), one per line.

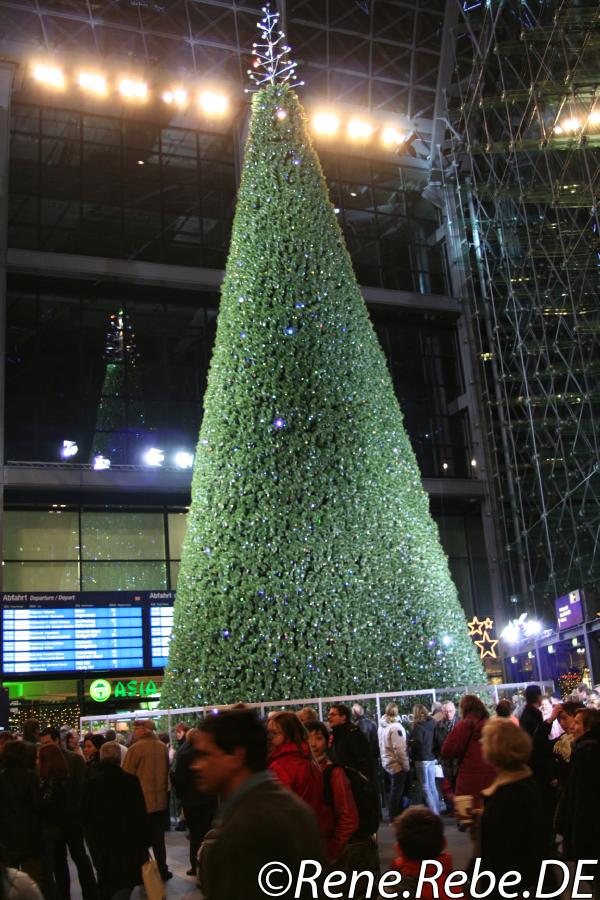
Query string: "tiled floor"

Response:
xmin=69 ymin=818 xmax=472 ymax=900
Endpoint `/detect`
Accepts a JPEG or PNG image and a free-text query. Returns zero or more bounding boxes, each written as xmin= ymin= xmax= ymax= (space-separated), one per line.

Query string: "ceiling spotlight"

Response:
xmin=32 ymin=64 xmax=66 ymax=90
xmin=162 ymin=87 xmax=188 ymax=107
xmin=92 ymin=454 xmax=111 ymax=471
xmin=143 ymin=447 xmax=165 ymax=467
xmin=61 ymin=440 xmax=78 ymax=459
xmin=587 ymin=110 xmax=600 ymax=125
xmin=174 ymin=451 xmax=194 ymax=469
xmin=78 ymin=72 xmax=108 ymax=96
xmin=471 ymin=459 xmax=477 ymax=467
xmin=381 ymin=125 xmax=406 ymax=147
xmin=119 ymin=78 xmax=148 ymax=101
xmin=442 ymin=462 xmax=449 ymax=470
xmin=199 ymin=91 xmax=228 ymax=116
xmin=553 ymin=125 xmax=564 ymax=135
xmin=313 ymin=112 xmax=339 ymax=136
xmin=347 ymin=119 xmax=373 ymax=141
xmin=561 ymin=117 xmax=580 ymax=132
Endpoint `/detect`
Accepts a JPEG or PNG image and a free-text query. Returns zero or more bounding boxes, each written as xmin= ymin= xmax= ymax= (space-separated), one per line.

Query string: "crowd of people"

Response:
xmin=0 ymin=684 xmax=597 ymax=900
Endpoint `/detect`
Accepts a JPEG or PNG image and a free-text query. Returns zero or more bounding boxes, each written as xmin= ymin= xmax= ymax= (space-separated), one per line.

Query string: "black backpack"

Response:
xmin=322 ymin=764 xmax=380 ymax=838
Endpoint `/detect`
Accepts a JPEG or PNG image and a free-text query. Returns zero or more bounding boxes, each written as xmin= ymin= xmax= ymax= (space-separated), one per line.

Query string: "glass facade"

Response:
xmin=5 ymin=277 xmax=471 ymax=476
xmin=2 ymin=505 xmax=489 ymax=617
xmin=8 ymin=103 xmax=448 ymax=294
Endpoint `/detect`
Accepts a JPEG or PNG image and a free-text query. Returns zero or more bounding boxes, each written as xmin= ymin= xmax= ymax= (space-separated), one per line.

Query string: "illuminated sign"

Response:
xmin=89 ymin=679 xmax=112 ymax=702
xmin=88 ymin=678 xmax=159 ymax=702
xmin=555 ymin=589 xmax=584 ymax=631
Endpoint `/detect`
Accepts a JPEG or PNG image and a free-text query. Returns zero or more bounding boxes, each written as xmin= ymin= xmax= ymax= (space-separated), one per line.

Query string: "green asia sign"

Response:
xmin=89 ymin=678 xmax=160 ymax=702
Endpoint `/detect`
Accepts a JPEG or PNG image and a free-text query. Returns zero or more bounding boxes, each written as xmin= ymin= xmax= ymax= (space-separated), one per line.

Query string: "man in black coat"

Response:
xmin=170 ymin=728 xmax=217 ymax=876
xmin=352 ymin=703 xmax=380 ymax=784
xmin=196 ymin=709 xmax=323 ymax=900
xmin=562 ymin=710 xmax=600 ymax=866
xmin=519 ymin=684 xmax=560 ymax=850
xmin=83 ymin=741 xmax=149 ymax=900
xmin=327 ymin=704 xmax=371 ymax=779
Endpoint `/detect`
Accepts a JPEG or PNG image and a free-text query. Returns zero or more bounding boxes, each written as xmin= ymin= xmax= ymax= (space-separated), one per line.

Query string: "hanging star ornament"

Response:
xmin=467 ymin=616 xmax=484 ymax=636
xmin=481 ymin=617 xmax=494 ymax=631
xmin=246 ymin=4 xmax=305 ymax=92
xmin=475 ymin=631 xmax=499 ymax=659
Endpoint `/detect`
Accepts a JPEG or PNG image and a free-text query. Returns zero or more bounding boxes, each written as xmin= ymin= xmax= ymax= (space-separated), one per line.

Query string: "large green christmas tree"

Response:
xmin=161 ymin=9 xmax=483 ymax=707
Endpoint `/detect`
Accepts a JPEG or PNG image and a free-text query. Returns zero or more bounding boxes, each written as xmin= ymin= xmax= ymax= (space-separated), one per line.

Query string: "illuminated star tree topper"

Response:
xmin=246 ymin=4 xmax=304 ymax=92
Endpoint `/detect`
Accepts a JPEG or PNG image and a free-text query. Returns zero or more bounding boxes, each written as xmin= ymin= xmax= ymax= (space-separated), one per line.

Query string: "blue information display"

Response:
xmin=150 ymin=605 xmax=174 ymax=668
xmin=1 ymin=591 xmax=175 ymax=676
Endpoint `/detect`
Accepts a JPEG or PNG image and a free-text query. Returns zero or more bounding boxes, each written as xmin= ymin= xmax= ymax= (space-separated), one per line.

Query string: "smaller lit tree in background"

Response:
xmin=91 ymin=308 xmax=145 ymax=464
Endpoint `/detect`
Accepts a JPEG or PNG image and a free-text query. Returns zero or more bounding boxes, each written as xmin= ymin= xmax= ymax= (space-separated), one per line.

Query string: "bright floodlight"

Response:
xmin=78 ymin=72 xmax=108 ymax=96
xmin=32 ymin=64 xmax=66 ymax=90
xmin=61 ymin=440 xmax=78 ymax=459
xmin=144 ymin=447 xmax=165 ymax=467
xmin=381 ymin=125 xmax=405 ymax=147
xmin=163 ymin=88 xmax=188 ymax=107
xmin=313 ymin=112 xmax=339 ymax=136
xmin=501 ymin=623 xmax=520 ymax=643
xmin=199 ymin=91 xmax=228 ymax=116
xmin=347 ymin=119 xmax=373 ymax=141
xmin=561 ymin=117 xmax=580 ymax=132
xmin=523 ymin=618 xmax=542 ymax=637
xmin=588 ymin=110 xmax=600 ymax=125
xmin=119 ymin=78 xmax=148 ymax=101
xmin=174 ymin=451 xmax=194 ymax=469
xmin=92 ymin=454 xmax=111 ymax=471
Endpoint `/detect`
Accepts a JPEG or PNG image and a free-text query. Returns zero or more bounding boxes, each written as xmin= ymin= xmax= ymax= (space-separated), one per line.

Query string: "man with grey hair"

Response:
xmin=123 ymin=719 xmax=171 ymax=881
xmin=434 ymin=701 xmax=458 ymax=812
xmin=83 ymin=742 xmax=148 ymax=900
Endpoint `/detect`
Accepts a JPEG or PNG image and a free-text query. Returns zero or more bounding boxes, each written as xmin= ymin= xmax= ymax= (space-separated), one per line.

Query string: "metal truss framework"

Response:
xmin=446 ymin=0 xmax=600 ymax=615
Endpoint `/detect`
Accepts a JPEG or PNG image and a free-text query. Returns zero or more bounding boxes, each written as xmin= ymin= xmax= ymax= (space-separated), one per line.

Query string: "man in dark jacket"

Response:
xmin=433 ymin=701 xmax=458 ymax=811
xmin=0 ymin=740 xmax=43 ymax=886
xmin=170 ymin=728 xmax=217 ymax=876
xmin=83 ymin=741 xmax=148 ymax=900
xmin=40 ymin=726 xmax=97 ymax=900
xmin=562 ymin=709 xmax=600 ymax=867
xmin=196 ymin=709 xmax=323 ymax=900
xmin=327 ymin=704 xmax=371 ymax=779
xmin=518 ymin=684 xmax=559 ymax=850
xmin=352 ymin=703 xmax=380 ymax=784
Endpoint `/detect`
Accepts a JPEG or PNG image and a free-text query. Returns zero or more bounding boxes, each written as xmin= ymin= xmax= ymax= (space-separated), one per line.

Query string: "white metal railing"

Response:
xmin=79 ymin=680 xmax=554 ymax=734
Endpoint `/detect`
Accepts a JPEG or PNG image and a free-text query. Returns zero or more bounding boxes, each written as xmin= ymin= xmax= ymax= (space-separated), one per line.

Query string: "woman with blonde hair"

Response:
xmin=378 ymin=703 xmax=409 ymax=820
xmin=477 ymin=718 xmax=544 ymax=886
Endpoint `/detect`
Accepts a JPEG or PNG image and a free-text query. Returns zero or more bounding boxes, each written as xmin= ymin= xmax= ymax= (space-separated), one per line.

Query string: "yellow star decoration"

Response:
xmin=481 ymin=617 xmax=494 ymax=631
xmin=467 ymin=616 xmax=484 ymax=637
xmin=475 ymin=631 xmax=499 ymax=659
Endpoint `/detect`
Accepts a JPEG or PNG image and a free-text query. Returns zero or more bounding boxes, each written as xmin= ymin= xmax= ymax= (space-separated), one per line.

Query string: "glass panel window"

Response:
xmin=3 ymin=561 xmax=80 ymax=591
xmin=168 ymin=513 xmax=188 ymax=560
xmin=81 ymin=561 xmax=167 ymax=591
xmin=170 ymin=561 xmax=180 ymax=590
xmin=81 ymin=512 xmax=165 ymax=560
xmin=3 ymin=511 xmax=79 ymax=560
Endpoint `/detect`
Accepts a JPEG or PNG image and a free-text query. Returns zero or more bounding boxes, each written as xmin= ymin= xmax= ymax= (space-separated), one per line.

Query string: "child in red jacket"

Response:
xmin=390 ymin=806 xmax=454 ymax=900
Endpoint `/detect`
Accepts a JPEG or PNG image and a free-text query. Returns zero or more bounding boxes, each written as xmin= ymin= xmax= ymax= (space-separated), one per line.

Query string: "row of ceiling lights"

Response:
xmin=31 ymin=63 xmax=413 ymax=149
xmin=32 ymin=64 xmax=229 ymax=116
xmin=554 ymin=111 xmax=600 ymax=133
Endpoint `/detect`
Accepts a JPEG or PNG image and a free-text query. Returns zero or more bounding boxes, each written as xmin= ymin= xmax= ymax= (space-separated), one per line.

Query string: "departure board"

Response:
xmin=0 ymin=591 xmax=175 ymax=676
xmin=2 ymin=606 xmax=144 ymax=673
xmin=150 ymin=605 xmax=174 ymax=667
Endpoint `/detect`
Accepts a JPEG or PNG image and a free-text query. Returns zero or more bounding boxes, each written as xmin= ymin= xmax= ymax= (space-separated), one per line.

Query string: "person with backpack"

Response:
xmin=306 ymin=721 xmax=380 ymax=895
xmin=305 ymin=721 xmax=359 ymax=861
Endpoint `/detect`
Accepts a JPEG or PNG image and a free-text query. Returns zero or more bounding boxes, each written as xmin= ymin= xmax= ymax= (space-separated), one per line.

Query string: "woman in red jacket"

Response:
xmin=440 ymin=694 xmax=495 ymax=810
xmin=267 ymin=712 xmax=329 ymax=832
xmin=305 ymin=720 xmax=359 ymax=862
